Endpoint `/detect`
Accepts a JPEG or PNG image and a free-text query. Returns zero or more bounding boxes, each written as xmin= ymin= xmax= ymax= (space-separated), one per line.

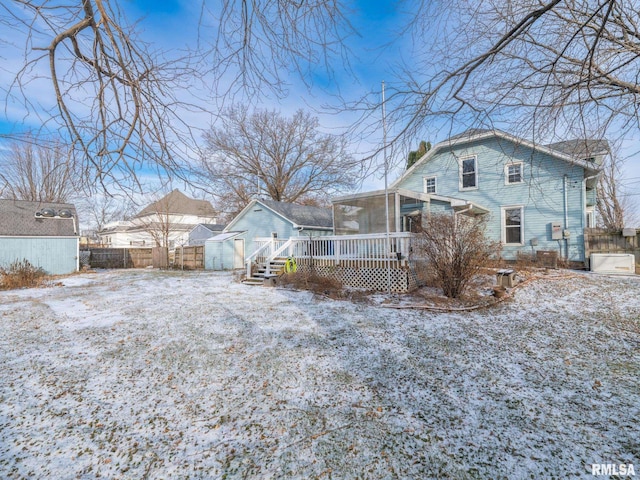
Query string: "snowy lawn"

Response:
xmin=0 ymin=269 xmax=638 ymax=479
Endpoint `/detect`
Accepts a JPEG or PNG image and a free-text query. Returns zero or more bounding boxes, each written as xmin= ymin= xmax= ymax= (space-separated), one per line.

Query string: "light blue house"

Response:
xmin=0 ymin=199 xmax=79 ymax=275
xmin=205 ymin=199 xmax=333 ymax=270
xmin=333 ymin=129 xmax=606 ymax=263
xmin=188 ymin=223 xmax=226 ymax=246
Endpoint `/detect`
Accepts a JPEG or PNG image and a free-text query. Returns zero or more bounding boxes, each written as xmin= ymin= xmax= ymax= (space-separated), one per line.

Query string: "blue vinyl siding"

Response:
xmin=0 ymin=237 xmax=78 ymax=275
xmin=204 ymin=205 xmax=331 ymax=270
xmin=205 ymin=238 xmax=238 ymax=270
xmin=398 ymin=137 xmax=590 ymax=261
xmin=188 ymin=225 xmax=215 ymax=246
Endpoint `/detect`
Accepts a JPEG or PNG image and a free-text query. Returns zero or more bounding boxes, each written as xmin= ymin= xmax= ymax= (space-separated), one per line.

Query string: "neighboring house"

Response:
xmin=0 ymin=199 xmax=79 ymax=275
xmin=98 ymin=190 xmax=217 ymax=248
xmin=205 ymin=199 xmax=333 ymax=270
xmin=333 ymin=129 xmax=606 ymax=263
xmin=188 ymin=223 xmax=226 ymax=246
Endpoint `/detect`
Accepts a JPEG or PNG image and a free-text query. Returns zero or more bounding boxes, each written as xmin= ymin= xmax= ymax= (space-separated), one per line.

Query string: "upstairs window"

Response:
xmin=505 ymin=162 xmax=523 ymax=184
xmin=460 ymin=156 xmax=478 ymax=190
xmin=423 ymin=176 xmax=437 ymax=194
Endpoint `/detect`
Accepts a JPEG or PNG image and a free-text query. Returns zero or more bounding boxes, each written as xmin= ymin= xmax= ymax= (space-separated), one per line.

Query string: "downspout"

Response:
xmin=563 ymin=175 xmax=569 ymax=260
xmin=582 ymin=173 xmax=599 ymax=267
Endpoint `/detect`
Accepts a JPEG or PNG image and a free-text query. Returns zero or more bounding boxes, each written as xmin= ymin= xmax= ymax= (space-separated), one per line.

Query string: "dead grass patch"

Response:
xmin=278 ymin=271 xmax=372 ymax=303
xmin=0 ymin=259 xmax=47 ymax=290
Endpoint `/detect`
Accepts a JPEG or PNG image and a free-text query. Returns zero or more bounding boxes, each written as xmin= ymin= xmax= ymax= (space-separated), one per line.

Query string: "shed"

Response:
xmin=204 ymin=199 xmax=333 ymax=270
xmin=204 ymin=231 xmax=245 ymax=270
xmin=0 ymin=199 xmax=79 ymax=275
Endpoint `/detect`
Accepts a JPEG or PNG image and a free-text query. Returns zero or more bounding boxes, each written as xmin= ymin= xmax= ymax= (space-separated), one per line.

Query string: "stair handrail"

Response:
xmin=245 ymin=241 xmax=273 ymax=278
xmin=265 ymin=238 xmax=295 ymax=276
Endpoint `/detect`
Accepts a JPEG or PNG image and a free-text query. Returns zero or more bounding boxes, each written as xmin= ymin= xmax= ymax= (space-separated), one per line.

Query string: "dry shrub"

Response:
xmin=0 ymin=259 xmax=47 ymax=290
xmin=515 ymin=251 xmax=537 ymax=269
xmin=279 ymin=270 xmax=370 ymax=302
xmin=416 ymin=213 xmax=501 ymax=298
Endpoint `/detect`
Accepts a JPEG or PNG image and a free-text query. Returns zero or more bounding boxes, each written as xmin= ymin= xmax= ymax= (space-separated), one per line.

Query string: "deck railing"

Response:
xmin=248 ymin=233 xmax=420 ymax=272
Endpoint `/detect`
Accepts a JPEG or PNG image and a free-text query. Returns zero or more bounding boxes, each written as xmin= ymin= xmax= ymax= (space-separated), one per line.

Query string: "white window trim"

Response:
xmin=504 ymin=162 xmax=524 ymax=185
xmin=586 ymin=207 xmax=595 ymax=229
xmin=501 ymin=205 xmax=525 ymax=246
xmin=459 ymin=155 xmax=478 ymax=191
xmin=423 ymin=176 xmax=437 ymax=194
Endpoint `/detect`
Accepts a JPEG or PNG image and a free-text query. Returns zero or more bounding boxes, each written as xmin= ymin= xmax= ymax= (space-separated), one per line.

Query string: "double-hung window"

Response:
xmin=424 ymin=176 xmax=437 ymax=194
xmin=502 ymin=206 xmax=524 ymax=245
xmin=505 ymin=162 xmax=523 ymax=184
xmin=459 ymin=156 xmax=478 ymax=190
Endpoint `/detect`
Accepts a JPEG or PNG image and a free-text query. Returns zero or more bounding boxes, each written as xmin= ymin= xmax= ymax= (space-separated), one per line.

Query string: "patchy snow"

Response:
xmin=0 ymin=269 xmax=638 ymax=478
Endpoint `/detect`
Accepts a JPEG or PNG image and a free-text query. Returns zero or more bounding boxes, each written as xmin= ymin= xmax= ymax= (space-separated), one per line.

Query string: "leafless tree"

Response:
xmin=198 ymin=107 xmax=362 ymax=216
xmin=341 ymin=0 xmax=640 ymax=225
xmin=0 ymin=136 xmax=79 ymax=202
xmin=200 ymin=0 xmax=353 ymax=99
xmin=416 ymin=213 xmax=500 ymax=299
xmin=1 ymin=1 xmax=354 ymax=194
xmin=77 ymin=194 xmax=136 ymax=235
xmin=2 ymin=1 xmax=200 ymax=191
xmin=358 ymin=0 xmax=640 ymax=151
xmin=597 ymin=149 xmax=639 ymax=229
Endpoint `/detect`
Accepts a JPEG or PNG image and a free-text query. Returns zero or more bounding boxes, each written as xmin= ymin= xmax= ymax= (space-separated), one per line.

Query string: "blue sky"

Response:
xmin=1 ymin=0 xmax=639 ymax=209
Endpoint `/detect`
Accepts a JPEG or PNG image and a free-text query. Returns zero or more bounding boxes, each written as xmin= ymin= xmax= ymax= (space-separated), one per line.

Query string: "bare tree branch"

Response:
xmin=196 ymin=106 xmax=362 ymax=217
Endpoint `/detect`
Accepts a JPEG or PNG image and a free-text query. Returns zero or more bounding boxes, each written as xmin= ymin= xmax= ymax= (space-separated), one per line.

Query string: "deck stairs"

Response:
xmin=242 ymin=256 xmax=288 ymax=285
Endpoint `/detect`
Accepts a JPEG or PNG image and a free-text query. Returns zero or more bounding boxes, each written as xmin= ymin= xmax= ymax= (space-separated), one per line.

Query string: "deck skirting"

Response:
xmin=295 ymin=263 xmax=420 ymax=293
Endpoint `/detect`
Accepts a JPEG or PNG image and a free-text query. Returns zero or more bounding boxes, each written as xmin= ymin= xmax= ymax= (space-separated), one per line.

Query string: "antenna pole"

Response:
xmin=383 ymin=81 xmax=391 ymax=295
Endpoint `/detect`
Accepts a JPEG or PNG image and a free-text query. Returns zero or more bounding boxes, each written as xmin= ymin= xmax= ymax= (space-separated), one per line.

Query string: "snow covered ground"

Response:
xmin=0 ymin=269 xmax=638 ymax=479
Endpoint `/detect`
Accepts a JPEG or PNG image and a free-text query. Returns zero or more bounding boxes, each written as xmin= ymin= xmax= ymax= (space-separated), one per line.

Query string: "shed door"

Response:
xmin=233 ymin=239 xmax=245 ymax=269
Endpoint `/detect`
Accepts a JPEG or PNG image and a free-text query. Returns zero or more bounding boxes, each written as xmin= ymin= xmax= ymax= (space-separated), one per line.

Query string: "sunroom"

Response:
xmin=332 ymin=188 xmax=489 ymax=235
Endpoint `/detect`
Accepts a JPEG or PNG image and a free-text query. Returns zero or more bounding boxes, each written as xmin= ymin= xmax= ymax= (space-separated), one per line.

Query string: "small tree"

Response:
xmin=406 ymin=140 xmax=431 ymax=170
xmin=417 ymin=213 xmax=500 ymax=298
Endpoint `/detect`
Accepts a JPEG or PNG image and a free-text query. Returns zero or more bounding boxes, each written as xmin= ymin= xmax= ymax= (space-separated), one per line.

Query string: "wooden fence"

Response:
xmin=584 ymin=228 xmax=640 ymax=269
xmin=172 ymin=246 xmax=205 ymax=270
xmin=84 ymin=246 xmax=204 ymax=270
xmin=85 ymin=248 xmax=154 ymax=268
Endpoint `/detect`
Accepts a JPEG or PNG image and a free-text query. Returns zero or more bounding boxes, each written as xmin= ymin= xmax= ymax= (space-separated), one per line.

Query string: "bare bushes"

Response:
xmin=416 ymin=213 xmax=501 ymax=298
xmin=0 ymin=259 xmax=46 ymax=290
xmin=279 ymin=270 xmax=370 ymax=302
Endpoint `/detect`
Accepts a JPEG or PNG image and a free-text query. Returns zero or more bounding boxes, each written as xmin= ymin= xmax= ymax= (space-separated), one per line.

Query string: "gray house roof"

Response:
xmin=0 ymin=199 xmax=79 ymax=236
xmin=545 ymin=139 xmax=610 ymax=160
xmin=136 ymin=190 xmax=216 ymax=218
xmin=199 ymin=223 xmax=226 ymax=232
xmin=259 ymin=199 xmax=333 ymax=229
